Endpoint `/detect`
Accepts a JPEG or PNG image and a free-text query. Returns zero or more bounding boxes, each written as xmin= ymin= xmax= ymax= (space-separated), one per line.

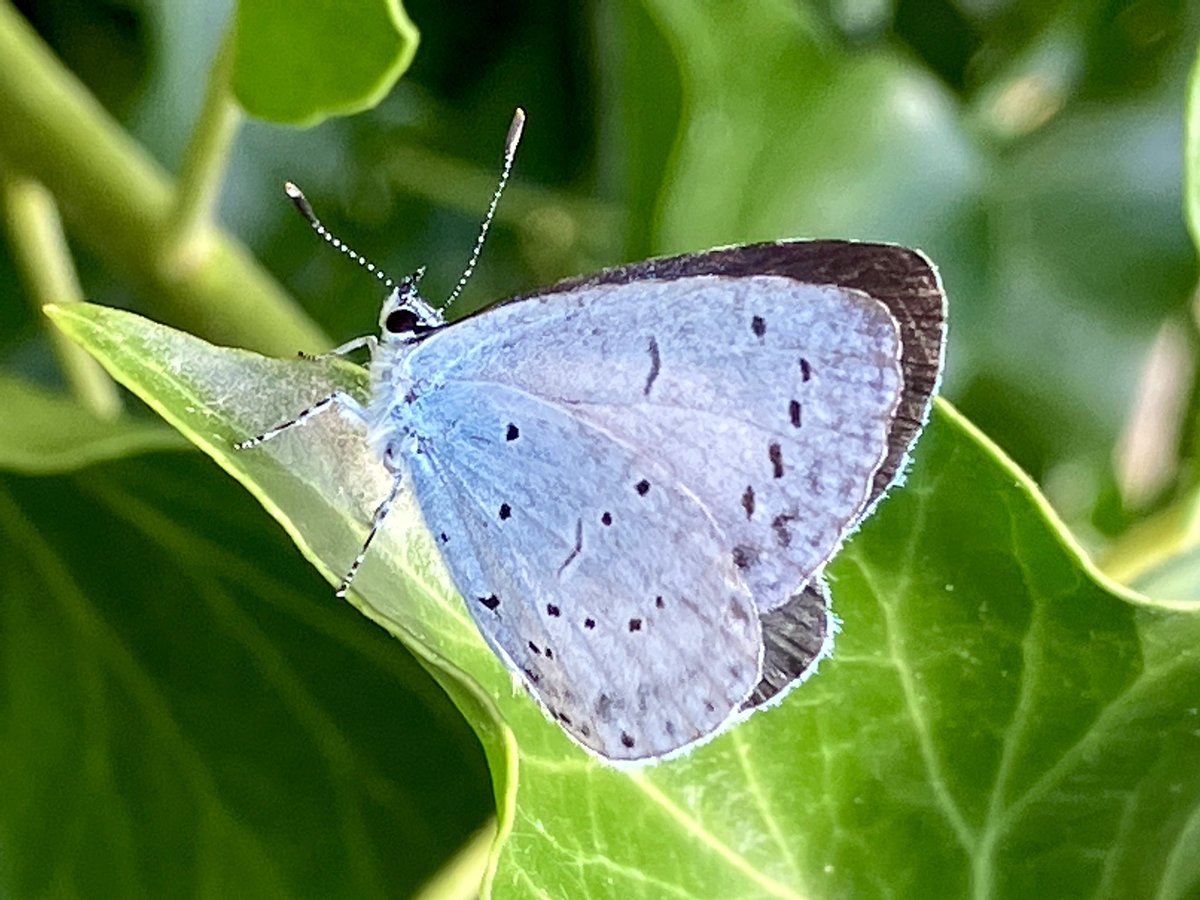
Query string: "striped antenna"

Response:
xmin=283 ymin=182 xmax=397 ymax=290
xmin=443 ymin=107 xmax=526 ymax=312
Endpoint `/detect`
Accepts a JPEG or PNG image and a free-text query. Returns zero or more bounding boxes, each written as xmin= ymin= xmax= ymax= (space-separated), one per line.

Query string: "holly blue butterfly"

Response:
xmin=237 ymin=110 xmax=946 ymax=762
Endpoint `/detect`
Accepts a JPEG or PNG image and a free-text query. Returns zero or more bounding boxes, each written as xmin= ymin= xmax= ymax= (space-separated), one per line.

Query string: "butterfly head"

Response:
xmin=378 ymin=267 xmax=445 ymax=344
xmin=283 ymin=111 xmax=525 ymax=351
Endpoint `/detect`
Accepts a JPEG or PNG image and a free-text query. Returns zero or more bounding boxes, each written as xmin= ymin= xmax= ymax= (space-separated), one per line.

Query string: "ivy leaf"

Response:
xmin=49 ymin=302 xmax=1200 ymax=898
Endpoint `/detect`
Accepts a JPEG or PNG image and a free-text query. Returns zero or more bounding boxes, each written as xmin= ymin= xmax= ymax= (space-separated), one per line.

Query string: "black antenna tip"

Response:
xmin=506 ymin=108 xmax=526 ymax=157
xmin=283 ymin=181 xmax=316 ymax=223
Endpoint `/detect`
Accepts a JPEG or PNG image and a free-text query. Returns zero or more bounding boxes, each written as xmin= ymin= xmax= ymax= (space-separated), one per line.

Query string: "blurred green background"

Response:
xmin=9 ymin=0 xmax=1198 ymax=537
xmin=2 ymin=0 xmax=1198 ymax=896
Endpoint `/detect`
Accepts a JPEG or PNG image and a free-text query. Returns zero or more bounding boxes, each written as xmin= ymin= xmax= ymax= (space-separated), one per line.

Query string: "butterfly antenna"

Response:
xmin=283 ymin=181 xmax=397 ymax=291
xmin=443 ymin=107 xmax=525 ymax=312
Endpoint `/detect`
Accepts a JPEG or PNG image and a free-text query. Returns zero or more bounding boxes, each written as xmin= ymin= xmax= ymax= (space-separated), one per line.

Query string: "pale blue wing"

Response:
xmin=406 ymin=380 xmax=762 ymax=761
xmin=410 ymin=274 xmax=904 ymax=619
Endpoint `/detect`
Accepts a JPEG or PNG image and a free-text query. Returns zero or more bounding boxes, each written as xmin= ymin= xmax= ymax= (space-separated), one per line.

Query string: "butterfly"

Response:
xmin=237 ymin=110 xmax=946 ymax=762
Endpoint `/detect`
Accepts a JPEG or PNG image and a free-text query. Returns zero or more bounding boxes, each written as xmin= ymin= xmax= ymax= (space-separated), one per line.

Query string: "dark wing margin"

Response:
xmin=740 ymin=579 xmax=830 ymax=710
xmin=488 ymin=240 xmax=947 ymax=712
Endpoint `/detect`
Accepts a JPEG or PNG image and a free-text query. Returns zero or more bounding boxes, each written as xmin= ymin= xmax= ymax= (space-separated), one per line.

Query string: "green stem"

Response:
xmin=0 ymin=3 xmax=326 ymax=356
xmin=0 ymin=166 xmax=123 ymax=419
xmin=166 ymin=22 xmax=244 ymax=271
xmin=1185 ymin=41 xmax=1200 ymax=255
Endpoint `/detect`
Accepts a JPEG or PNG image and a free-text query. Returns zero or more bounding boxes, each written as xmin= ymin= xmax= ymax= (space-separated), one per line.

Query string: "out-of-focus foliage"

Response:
xmin=2 ymin=0 xmax=1199 ymax=897
xmin=8 ymin=0 xmax=1198 ymax=527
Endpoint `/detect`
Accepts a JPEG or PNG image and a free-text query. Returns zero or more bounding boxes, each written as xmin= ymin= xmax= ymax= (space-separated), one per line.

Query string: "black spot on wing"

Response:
xmin=601 ymin=511 xmax=613 ymax=526
xmin=768 ymin=442 xmax=784 ymax=478
xmin=800 ymin=357 xmax=813 ymax=381
xmin=506 ymin=423 xmax=520 ymax=441
xmin=789 ymin=400 xmax=802 ymax=428
xmin=477 ymin=594 xmax=500 ymax=611
xmin=644 ymin=336 xmax=661 ymax=396
xmin=741 ymin=485 xmax=755 ymax=519
xmin=498 ymin=503 xmax=512 ymax=520
xmin=751 ymin=315 xmax=766 ymax=338
xmin=547 ymin=603 xmax=561 ymax=617
xmin=628 ymin=618 xmax=643 ymax=632
xmin=584 ymin=617 xmax=596 ymax=630
xmin=732 ymin=544 xmax=759 ymax=569
xmin=635 ymin=479 xmax=651 ymax=496
xmin=772 ymin=512 xmax=797 ymax=548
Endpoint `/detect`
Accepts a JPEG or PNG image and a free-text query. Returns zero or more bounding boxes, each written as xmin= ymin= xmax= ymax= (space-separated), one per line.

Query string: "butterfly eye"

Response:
xmin=385 ymin=308 xmax=420 ymax=334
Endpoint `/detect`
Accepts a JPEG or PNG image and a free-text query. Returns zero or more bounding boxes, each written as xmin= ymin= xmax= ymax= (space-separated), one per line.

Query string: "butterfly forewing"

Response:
xmin=412 ymin=274 xmax=904 ymax=620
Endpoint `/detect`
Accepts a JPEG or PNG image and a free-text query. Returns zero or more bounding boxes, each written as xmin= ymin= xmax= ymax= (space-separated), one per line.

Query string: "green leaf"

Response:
xmin=0 ymin=374 xmax=189 ymax=474
xmin=49 ymin=300 xmax=1200 ymax=898
xmin=233 ymin=0 xmax=419 ymax=126
xmin=0 ymin=452 xmax=491 ymax=897
xmin=636 ymin=1 xmax=979 ymax=257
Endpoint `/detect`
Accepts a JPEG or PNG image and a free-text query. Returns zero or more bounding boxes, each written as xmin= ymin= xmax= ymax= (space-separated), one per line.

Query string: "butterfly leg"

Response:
xmin=335 ymin=471 xmax=404 ymax=598
xmin=234 ymin=390 xmax=365 ymax=450
xmin=297 ymin=335 xmax=377 ymax=362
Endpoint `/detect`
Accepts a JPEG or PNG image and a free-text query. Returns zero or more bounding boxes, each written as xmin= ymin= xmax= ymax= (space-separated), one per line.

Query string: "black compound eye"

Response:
xmin=385 ymin=308 xmax=420 ymax=334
